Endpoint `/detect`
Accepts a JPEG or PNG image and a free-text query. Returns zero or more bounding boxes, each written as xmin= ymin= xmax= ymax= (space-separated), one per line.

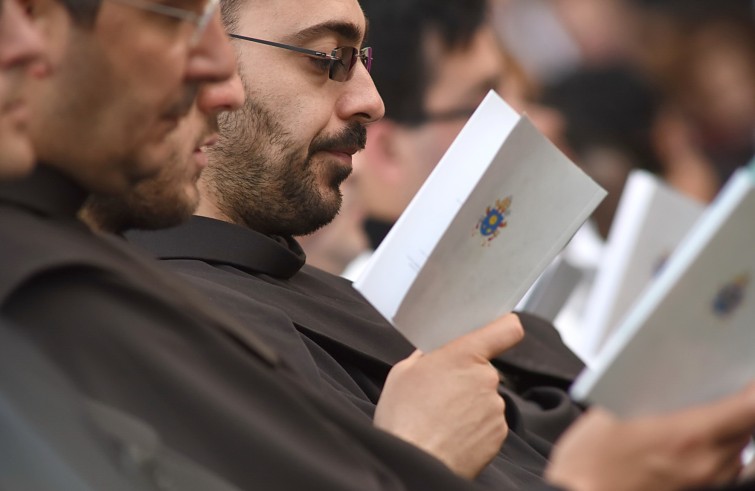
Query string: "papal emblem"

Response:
xmin=476 ymin=196 xmax=512 ymax=245
xmin=712 ymin=274 xmax=749 ymax=318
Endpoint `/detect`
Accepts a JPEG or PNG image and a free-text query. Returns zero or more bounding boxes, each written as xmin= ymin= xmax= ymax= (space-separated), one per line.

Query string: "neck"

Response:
xmin=195 ymin=193 xmax=234 ymax=225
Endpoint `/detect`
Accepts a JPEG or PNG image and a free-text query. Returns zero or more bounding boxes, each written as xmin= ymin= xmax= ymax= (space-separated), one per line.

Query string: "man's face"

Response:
xmin=356 ymin=25 xmax=506 ymax=222
xmin=81 ymin=75 xmax=245 ymax=232
xmin=0 ymin=0 xmax=46 ymax=178
xmin=28 ymin=0 xmax=236 ymax=194
xmin=202 ymin=0 xmax=384 ymax=237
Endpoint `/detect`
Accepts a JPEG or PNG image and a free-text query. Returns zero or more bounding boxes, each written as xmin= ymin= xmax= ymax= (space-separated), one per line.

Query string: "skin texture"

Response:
xmin=295 ymin=172 xmax=369 ymax=275
xmin=547 ymin=385 xmax=755 ymax=491
xmin=196 ymin=0 xmax=384 ymax=237
xmin=374 ymin=314 xmax=523 ymax=478
xmin=82 ymin=75 xmax=245 ymax=233
xmin=26 ymin=0 xmax=237 ymax=195
xmin=0 ymin=0 xmax=47 ymax=177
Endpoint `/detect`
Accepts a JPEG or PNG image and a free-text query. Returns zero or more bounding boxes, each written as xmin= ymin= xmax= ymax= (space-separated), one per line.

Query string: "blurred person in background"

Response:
xmin=626 ymin=0 xmax=754 ymax=183
xmin=348 ymin=0 xmax=565 ymax=279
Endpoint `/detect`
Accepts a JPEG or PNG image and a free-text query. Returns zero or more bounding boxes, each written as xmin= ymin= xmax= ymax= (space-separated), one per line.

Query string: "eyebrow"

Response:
xmin=286 ymin=21 xmax=365 ymax=47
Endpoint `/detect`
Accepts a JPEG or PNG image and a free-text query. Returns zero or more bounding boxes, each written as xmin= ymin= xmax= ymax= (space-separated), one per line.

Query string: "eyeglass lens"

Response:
xmin=330 ymin=47 xmax=372 ymax=82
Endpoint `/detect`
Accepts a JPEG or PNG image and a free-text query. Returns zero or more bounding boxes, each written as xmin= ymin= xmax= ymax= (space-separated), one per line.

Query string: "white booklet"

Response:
xmin=570 ymin=161 xmax=755 ymax=418
xmin=580 ymin=170 xmax=704 ymax=359
xmin=353 ymin=91 xmax=606 ymax=352
xmin=517 ymin=256 xmax=584 ymax=323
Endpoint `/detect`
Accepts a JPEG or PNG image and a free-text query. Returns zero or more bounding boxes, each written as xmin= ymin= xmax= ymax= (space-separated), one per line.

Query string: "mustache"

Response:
xmin=309 ymin=123 xmax=367 ymax=155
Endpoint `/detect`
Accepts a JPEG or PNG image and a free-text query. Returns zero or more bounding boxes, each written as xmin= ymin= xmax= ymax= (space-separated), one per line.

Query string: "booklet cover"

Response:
xmin=353 ymin=91 xmax=606 ymax=352
xmin=570 ymin=161 xmax=755 ymax=418
xmin=580 ymin=170 xmax=704 ymax=359
xmin=517 ymin=256 xmax=584 ymax=323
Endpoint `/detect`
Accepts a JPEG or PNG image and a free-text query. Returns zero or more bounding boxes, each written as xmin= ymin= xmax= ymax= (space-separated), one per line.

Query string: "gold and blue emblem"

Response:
xmin=476 ymin=196 xmax=512 ymax=245
xmin=712 ymin=274 xmax=749 ymax=318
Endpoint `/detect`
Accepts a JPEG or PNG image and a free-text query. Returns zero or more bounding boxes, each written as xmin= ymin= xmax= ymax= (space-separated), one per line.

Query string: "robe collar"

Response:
xmin=127 ymin=216 xmax=306 ymax=280
xmin=0 ymin=165 xmax=88 ymax=221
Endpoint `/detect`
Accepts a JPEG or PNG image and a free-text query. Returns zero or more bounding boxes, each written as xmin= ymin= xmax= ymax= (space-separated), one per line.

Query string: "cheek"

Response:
xmin=0 ymin=78 xmax=10 ymax=105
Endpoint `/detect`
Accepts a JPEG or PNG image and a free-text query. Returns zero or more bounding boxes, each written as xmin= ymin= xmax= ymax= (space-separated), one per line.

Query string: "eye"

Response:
xmin=308 ymin=56 xmax=332 ymax=73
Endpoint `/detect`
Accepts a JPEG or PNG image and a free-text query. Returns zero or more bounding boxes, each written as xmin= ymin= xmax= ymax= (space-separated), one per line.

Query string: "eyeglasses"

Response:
xmin=229 ymin=34 xmax=372 ymax=82
xmin=105 ymin=0 xmax=220 ymax=47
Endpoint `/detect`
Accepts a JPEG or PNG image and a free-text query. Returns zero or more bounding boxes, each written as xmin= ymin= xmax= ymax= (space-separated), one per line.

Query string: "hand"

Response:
xmin=374 ymin=313 xmax=524 ymax=479
xmin=546 ymin=385 xmax=755 ymax=491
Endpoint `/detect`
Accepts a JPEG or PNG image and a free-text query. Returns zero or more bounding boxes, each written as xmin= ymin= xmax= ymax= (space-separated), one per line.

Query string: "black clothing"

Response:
xmin=0 ymin=319 xmax=244 ymax=491
xmin=365 ymin=217 xmax=393 ymax=249
xmin=0 ymin=166 xmax=541 ymax=491
xmin=129 ymin=215 xmax=585 ymax=489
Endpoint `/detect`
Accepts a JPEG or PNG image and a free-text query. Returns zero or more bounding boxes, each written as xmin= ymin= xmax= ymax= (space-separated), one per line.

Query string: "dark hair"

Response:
xmin=629 ymin=0 xmax=753 ymax=25
xmin=542 ymin=65 xmax=664 ymax=174
xmin=360 ymin=0 xmax=488 ymax=125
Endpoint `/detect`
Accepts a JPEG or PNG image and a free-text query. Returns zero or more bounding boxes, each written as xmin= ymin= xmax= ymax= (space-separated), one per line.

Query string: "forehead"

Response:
xmin=235 ymin=0 xmax=366 ymax=42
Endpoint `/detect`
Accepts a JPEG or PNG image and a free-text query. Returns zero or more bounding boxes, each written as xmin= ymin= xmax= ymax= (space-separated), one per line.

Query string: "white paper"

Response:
xmin=354 ymin=91 xmax=606 ymax=352
xmin=581 ymin=170 xmax=704 ymax=359
xmin=571 ymin=164 xmax=755 ymax=418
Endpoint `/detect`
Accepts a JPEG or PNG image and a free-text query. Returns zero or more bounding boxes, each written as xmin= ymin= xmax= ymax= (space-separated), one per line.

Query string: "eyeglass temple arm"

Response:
xmin=228 ymin=34 xmax=335 ymax=60
xmin=108 ymin=0 xmax=200 ymax=21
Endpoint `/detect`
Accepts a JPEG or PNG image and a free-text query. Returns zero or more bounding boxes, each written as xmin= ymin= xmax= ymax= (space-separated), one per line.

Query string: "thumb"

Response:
xmin=445 ymin=313 xmax=524 ymax=361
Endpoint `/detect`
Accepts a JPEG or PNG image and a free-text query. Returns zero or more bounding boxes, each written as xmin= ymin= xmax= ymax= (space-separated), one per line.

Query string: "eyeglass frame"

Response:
xmin=105 ymin=0 xmax=220 ymax=47
xmin=228 ymin=33 xmax=373 ymax=82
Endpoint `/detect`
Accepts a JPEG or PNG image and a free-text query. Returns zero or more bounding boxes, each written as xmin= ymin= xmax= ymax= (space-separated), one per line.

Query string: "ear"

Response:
xmin=359 ymin=119 xmax=408 ymax=186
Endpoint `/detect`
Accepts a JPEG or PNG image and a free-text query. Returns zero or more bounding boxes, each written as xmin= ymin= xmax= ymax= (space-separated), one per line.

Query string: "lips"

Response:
xmin=191 ymin=133 xmax=219 ymax=171
xmin=328 ymin=146 xmax=362 ymax=157
xmin=196 ymin=133 xmax=219 ymax=153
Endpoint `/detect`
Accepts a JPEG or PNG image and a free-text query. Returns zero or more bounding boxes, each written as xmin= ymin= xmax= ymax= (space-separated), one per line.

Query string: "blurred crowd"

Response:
xmin=301 ymin=0 xmax=755 ymax=276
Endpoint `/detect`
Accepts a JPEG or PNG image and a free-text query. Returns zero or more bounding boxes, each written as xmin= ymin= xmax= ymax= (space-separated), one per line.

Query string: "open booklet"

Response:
xmin=580 ymin=170 xmax=704 ymax=360
xmin=353 ymin=90 xmax=606 ymax=352
xmin=570 ymin=159 xmax=755 ymax=418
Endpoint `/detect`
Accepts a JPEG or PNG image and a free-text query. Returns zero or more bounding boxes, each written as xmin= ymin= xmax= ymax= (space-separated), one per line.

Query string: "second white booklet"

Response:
xmin=354 ymin=91 xmax=606 ymax=352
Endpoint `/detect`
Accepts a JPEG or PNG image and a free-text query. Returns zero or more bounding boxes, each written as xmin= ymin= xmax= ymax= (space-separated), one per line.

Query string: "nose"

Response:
xmin=196 ymin=70 xmax=245 ymax=115
xmin=0 ymin=0 xmax=47 ymax=71
xmin=185 ymin=10 xmax=236 ymax=85
xmin=336 ymin=61 xmax=385 ymax=125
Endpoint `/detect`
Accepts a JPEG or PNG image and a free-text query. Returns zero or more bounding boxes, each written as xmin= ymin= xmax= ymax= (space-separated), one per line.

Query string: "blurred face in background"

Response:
xmin=355 ymin=23 xmax=564 ymax=223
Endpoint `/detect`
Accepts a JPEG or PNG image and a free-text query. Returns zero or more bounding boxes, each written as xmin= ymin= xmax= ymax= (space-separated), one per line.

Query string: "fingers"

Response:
xmin=444 ymin=313 xmax=524 ymax=361
xmin=679 ymin=384 xmax=755 ymax=443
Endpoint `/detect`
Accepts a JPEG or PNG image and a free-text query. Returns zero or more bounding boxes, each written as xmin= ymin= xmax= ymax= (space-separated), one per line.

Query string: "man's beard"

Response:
xmin=206 ymin=96 xmax=366 ymax=237
xmin=81 ymin=114 xmax=217 ymax=234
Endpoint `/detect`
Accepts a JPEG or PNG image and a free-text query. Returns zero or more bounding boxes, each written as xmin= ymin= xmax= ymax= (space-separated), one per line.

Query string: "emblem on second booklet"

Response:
xmin=712 ymin=274 xmax=749 ymax=318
